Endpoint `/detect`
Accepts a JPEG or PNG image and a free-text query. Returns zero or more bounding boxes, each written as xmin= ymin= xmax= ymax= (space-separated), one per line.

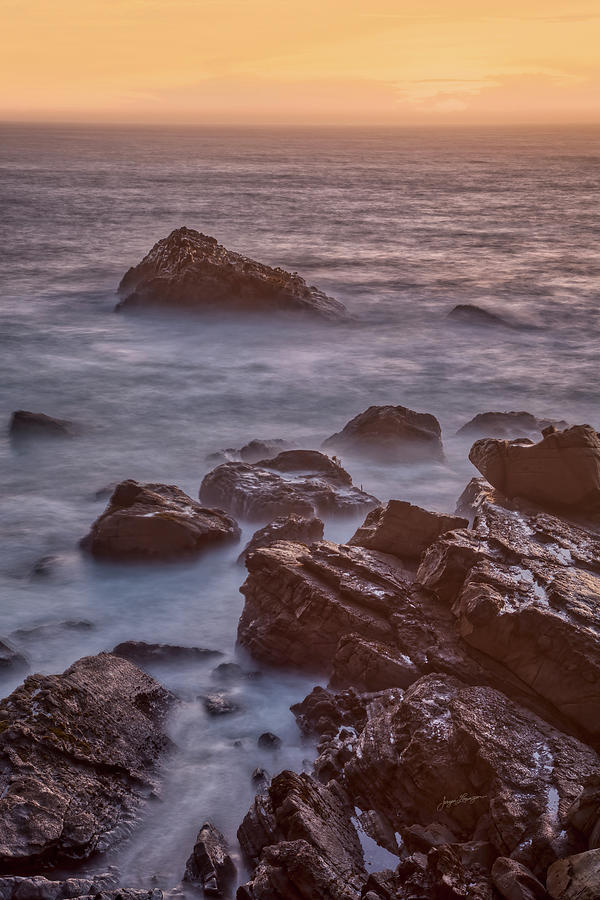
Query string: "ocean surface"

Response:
xmin=1 ymin=123 xmax=599 ymax=888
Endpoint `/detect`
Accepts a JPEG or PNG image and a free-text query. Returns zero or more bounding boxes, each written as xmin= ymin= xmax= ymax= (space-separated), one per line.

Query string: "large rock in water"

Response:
xmin=0 ymin=653 xmax=173 ymax=872
xmin=81 ymin=479 xmax=240 ymax=559
xmin=322 ymin=404 xmax=444 ymax=462
xmin=116 ymin=227 xmax=347 ymax=319
xmin=468 ymin=424 xmax=600 ymax=513
xmin=349 ymin=499 xmax=467 ymax=559
xmin=200 ymin=450 xmax=378 ymax=521
xmin=458 ymin=410 xmax=569 ymax=439
xmin=9 ymin=410 xmax=74 ymax=439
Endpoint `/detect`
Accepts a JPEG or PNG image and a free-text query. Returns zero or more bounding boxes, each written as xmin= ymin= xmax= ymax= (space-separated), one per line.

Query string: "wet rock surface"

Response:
xmin=468 ymin=424 xmax=600 ymax=513
xmin=238 ymin=514 xmax=324 ymax=562
xmin=0 ymin=653 xmax=173 ymax=873
xmin=116 ymin=227 xmax=348 ymax=319
xmin=322 ymin=404 xmax=444 ymax=462
xmin=0 ymin=873 xmax=161 ymax=899
xmin=112 ymin=641 xmax=223 ymax=667
xmin=81 ymin=479 xmax=240 ymax=559
xmin=200 ymin=451 xmax=378 ymax=521
xmin=183 ymin=821 xmax=236 ymax=896
xmin=546 ymin=848 xmax=600 ymax=899
xmin=9 ymin=410 xmax=74 ymax=439
xmin=458 ymin=410 xmax=569 ymax=439
xmin=350 ymin=499 xmax=467 ymax=559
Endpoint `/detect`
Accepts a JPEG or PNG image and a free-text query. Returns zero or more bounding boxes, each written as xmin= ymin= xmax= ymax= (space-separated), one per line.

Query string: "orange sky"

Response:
xmin=2 ymin=0 xmax=600 ymax=124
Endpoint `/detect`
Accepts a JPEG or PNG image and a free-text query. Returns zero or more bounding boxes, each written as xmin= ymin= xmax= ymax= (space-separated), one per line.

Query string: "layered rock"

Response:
xmin=468 ymin=425 xmax=600 ymax=513
xmin=322 ymin=404 xmax=444 ymax=462
xmin=349 ymin=499 xmax=467 ymax=559
xmin=9 ymin=410 xmax=74 ymax=438
xmin=458 ymin=411 xmax=569 ymax=439
xmin=184 ymin=821 xmax=236 ymax=896
xmin=81 ymin=479 xmax=240 ymax=559
xmin=238 ymin=514 xmax=324 ymax=563
xmin=201 ymin=451 xmax=378 ymax=521
xmin=116 ymin=227 xmax=347 ymax=319
xmin=0 ymin=653 xmax=173 ymax=872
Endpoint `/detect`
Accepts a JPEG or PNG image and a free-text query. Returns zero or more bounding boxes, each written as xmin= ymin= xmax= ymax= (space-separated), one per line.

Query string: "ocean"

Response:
xmin=1 ymin=122 xmax=599 ymax=887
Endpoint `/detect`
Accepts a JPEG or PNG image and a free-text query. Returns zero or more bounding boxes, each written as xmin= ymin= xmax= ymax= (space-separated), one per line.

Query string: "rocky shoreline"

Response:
xmin=3 ymin=415 xmax=600 ymax=899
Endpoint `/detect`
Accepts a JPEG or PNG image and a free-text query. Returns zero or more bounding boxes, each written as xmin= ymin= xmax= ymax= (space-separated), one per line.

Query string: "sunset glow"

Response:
xmin=2 ymin=0 xmax=600 ymax=124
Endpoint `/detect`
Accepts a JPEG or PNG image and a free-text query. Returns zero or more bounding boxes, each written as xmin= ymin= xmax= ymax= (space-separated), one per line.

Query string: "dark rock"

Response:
xmin=252 ymin=768 xmax=270 ymax=785
xmin=184 ymin=821 xmax=235 ymax=896
xmin=331 ymin=633 xmax=419 ymax=691
xmin=344 ymin=674 xmax=598 ymax=878
xmin=448 ymin=303 xmax=512 ymax=327
xmin=113 ymin=641 xmax=223 ymax=665
xmin=0 ymin=872 xmax=118 ymax=899
xmin=81 ymin=479 xmax=240 ymax=559
xmin=0 ymin=653 xmax=173 ymax=872
xmin=546 ymin=849 xmax=600 ymax=899
xmin=322 ymin=404 xmax=444 ymax=462
xmin=30 ymin=556 xmax=62 ymax=578
xmin=491 ymin=856 xmax=549 ymax=899
xmin=238 ymin=514 xmax=324 ymax=563
xmin=206 ymin=439 xmax=291 ymax=466
xmin=237 ymin=770 xmax=366 ymax=899
xmin=257 ymin=731 xmax=281 ymax=749
xmin=116 ymin=227 xmax=347 ymax=320
xmin=200 ymin=452 xmax=377 ymax=521
xmin=349 ymin=499 xmax=467 ymax=559
xmin=11 ymin=620 xmax=93 ymax=642
xmin=211 ymin=662 xmax=244 ymax=682
xmin=468 ymin=424 xmax=600 ymax=513
xmin=9 ymin=411 xmax=74 ymax=439
xmin=93 ymin=483 xmax=119 ymax=501
xmin=204 ymin=692 xmax=240 ymax=716
xmin=457 ymin=411 xmax=569 ymax=439
xmin=0 ymin=640 xmax=27 ymax=671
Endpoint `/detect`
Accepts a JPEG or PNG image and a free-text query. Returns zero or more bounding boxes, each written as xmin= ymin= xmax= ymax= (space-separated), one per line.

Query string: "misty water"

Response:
xmin=1 ymin=123 xmax=599 ymax=889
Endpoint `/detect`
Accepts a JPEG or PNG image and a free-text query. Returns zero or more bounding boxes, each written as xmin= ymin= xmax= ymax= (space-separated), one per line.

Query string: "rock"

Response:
xmin=257 ymin=731 xmax=281 ymax=749
xmin=448 ymin=303 xmax=512 ymax=327
xmin=458 ymin=411 xmax=569 ymax=439
xmin=322 ymin=404 xmax=444 ymax=462
xmin=252 ymin=767 xmax=270 ymax=784
xmin=546 ymin=849 xmax=600 ymax=899
xmin=112 ymin=641 xmax=223 ymax=665
xmin=344 ymin=674 xmax=598 ymax=877
xmin=0 ymin=640 xmax=27 ymax=671
xmin=0 ymin=872 xmax=117 ymax=899
xmin=200 ymin=451 xmax=378 ymax=521
xmin=237 ymin=770 xmax=366 ymax=899
xmin=0 ymin=653 xmax=173 ymax=872
xmin=9 ymin=411 xmax=74 ymax=439
xmin=30 ymin=556 xmax=62 ymax=578
xmin=349 ymin=499 xmax=467 ymax=559
xmin=206 ymin=439 xmax=291 ymax=466
xmin=81 ymin=479 xmax=240 ymax=559
xmin=183 ymin=821 xmax=236 ymax=896
xmin=203 ymin=692 xmax=240 ymax=716
xmin=116 ymin=227 xmax=347 ymax=319
xmin=418 ymin=482 xmax=600 ymax=739
xmin=491 ymin=857 xmax=549 ymax=899
xmin=331 ymin=633 xmax=419 ymax=691
xmin=11 ymin=620 xmax=93 ymax=642
xmin=211 ymin=662 xmax=244 ymax=682
xmin=468 ymin=424 xmax=600 ymax=513
xmin=238 ymin=514 xmax=324 ymax=563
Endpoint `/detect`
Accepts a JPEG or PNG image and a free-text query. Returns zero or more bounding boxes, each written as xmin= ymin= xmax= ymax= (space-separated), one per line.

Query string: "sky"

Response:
xmin=2 ymin=0 xmax=600 ymax=125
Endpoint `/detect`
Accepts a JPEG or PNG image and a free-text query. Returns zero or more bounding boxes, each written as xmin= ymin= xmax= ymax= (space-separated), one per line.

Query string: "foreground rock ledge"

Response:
xmin=116 ymin=227 xmax=348 ymax=320
xmin=82 ymin=479 xmax=240 ymax=559
xmin=0 ymin=653 xmax=173 ymax=873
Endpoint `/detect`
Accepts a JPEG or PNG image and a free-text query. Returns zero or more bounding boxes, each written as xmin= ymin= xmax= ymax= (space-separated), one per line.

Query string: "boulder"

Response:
xmin=344 ymin=674 xmax=598 ymax=878
xmin=183 ymin=821 xmax=236 ymax=896
xmin=448 ymin=304 xmax=512 ymax=327
xmin=200 ymin=452 xmax=378 ymax=521
xmin=9 ymin=411 xmax=74 ymax=439
xmin=112 ymin=641 xmax=222 ymax=665
xmin=322 ymin=405 xmax=444 ymax=462
xmin=349 ymin=499 xmax=467 ymax=559
xmin=418 ymin=482 xmax=600 ymax=740
xmin=468 ymin=425 xmax=600 ymax=513
xmin=491 ymin=857 xmax=549 ymax=899
xmin=116 ymin=227 xmax=347 ymax=320
xmin=458 ymin=411 xmax=569 ymax=439
xmin=238 ymin=514 xmax=324 ymax=563
xmin=206 ymin=438 xmax=290 ymax=465
xmin=546 ymin=849 xmax=600 ymax=899
xmin=81 ymin=479 xmax=240 ymax=559
xmin=0 ymin=653 xmax=173 ymax=872
xmin=237 ymin=770 xmax=366 ymax=899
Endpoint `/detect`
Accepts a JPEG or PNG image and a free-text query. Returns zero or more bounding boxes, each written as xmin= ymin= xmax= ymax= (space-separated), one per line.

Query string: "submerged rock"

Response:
xmin=203 ymin=692 xmax=240 ymax=716
xmin=81 ymin=479 xmax=240 ymax=559
xmin=322 ymin=404 xmax=444 ymax=462
xmin=206 ymin=438 xmax=291 ymax=466
xmin=0 ymin=653 xmax=173 ymax=872
xmin=448 ymin=303 xmax=512 ymax=327
xmin=200 ymin=451 xmax=377 ymax=521
xmin=238 ymin=514 xmax=324 ymax=563
xmin=468 ymin=424 xmax=600 ymax=513
xmin=458 ymin=410 xmax=569 ymax=439
xmin=349 ymin=499 xmax=467 ymax=559
xmin=9 ymin=410 xmax=74 ymax=439
xmin=0 ymin=640 xmax=27 ymax=672
xmin=184 ymin=821 xmax=236 ymax=896
xmin=116 ymin=227 xmax=348 ymax=320
xmin=112 ymin=641 xmax=223 ymax=664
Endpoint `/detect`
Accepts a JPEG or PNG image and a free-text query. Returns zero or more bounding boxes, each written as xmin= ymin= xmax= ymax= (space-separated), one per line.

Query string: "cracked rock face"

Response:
xmin=116 ymin=227 xmax=348 ymax=320
xmin=238 ymin=514 xmax=324 ymax=563
xmin=322 ymin=404 xmax=444 ymax=462
xmin=0 ymin=653 xmax=173 ymax=873
xmin=200 ymin=450 xmax=378 ymax=521
xmin=349 ymin=499 xmax=467 ymax=560
xmin=81 ymin=479 xmax=240 ymax=559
